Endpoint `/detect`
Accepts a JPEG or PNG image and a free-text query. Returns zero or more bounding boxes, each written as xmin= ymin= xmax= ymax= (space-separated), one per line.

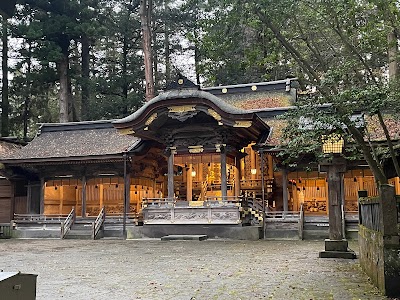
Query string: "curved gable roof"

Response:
xmin=113 ymin=89 xmax=266 ymax=130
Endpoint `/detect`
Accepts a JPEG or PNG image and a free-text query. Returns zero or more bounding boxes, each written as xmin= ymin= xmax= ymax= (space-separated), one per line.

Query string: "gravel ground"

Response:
xmin=0 ymin=239 xmax=386 ymax=300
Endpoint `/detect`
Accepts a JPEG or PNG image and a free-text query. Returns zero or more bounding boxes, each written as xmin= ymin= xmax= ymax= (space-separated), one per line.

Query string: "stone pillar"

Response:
xmin=81 ymin=176 xmax=87 ymax=217
xmin=221 ymin=148 xmax=227 ymax=199
xmin=282 ymin=168 xmax=289 ymax=212
xmin=167 ymin=147 xmax=176 ymax=199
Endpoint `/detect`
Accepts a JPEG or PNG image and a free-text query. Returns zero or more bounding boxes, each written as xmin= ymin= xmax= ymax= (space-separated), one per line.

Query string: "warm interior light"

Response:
xmin=191 ymin=170 xmax=196 ymax=177
xmin=322 ymin=134 xmax=344 ymax=154
xmin=251 ymin=168 xmax=257 ymax=175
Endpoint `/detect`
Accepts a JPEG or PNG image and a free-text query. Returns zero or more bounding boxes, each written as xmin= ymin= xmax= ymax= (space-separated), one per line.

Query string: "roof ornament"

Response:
xmin=165 ymin=73 xmax=199 ymax=91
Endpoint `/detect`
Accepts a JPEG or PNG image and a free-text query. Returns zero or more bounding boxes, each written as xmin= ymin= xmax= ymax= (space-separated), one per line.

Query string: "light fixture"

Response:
xmin=251 ymin=168 xmax=257 ymax=175
xmin=191 ymin=169 xmax=196 ymax=177
xmin=322 ymin=134 xmax=344 ymax=154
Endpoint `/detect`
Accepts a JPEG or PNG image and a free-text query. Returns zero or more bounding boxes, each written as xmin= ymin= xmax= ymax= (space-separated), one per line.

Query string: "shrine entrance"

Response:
xmin=113 ymin=80 xmax=270 ymax=224
xmin=173 ymin=153 xmax=239 ymax=202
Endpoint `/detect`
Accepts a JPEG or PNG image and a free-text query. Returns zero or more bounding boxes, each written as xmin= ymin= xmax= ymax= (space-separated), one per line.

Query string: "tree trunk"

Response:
xmin=58 ymin=45 xmax=70 ymax=123
xmin=81 ymin=34 xmax=90 ymax=121
xmin=122 ymin=35 xmax=128 ymax=115
xmin=1 ymin=16 xmax=9 ymax=136
xmin=140 ymin=0 xmax=155 ymax=101
xmin=164 ymin=0 xmax=171 ymax=83
xmin=388 ymin=29 xmax=398 ymax=79
xmin=23 ymin=42 xmax=32 ymax=140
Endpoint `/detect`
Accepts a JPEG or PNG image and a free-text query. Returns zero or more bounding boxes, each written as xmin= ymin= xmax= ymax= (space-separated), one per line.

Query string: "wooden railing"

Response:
xmin=359 ymin=197 xmax=380 ymax=232
xmin=92 ymin=206 xmax=106 ymax=239
xmin=205 ymin=196 xmax=242 ymax=206
xmin=142 ymin=197 xmax=175 ymax=208
xmin=13 ymin=214 xmax=68 ymax=223
xmin=61 ymin=208 xmax=75 ymax=239
xmin=265 ymin=210 xmax=301 ymax=219
xmin=240 ymin=178 xmax=273 ymax=191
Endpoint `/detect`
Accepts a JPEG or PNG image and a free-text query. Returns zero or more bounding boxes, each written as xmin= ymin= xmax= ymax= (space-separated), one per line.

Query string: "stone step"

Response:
xmin=303 ymin=230 xmax=329 ymax=240
xmin=71 ymin=223 xmax=93 ymax=230
xmin=161 ymin=235 xmax=208 ymax=241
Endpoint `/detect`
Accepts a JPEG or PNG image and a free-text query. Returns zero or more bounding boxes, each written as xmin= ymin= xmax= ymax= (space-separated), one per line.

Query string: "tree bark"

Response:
xmin=1 ymin=16 xmax=9 ymax=136
xmin=388 ymin=30 xmax=398 ymax=78
xmin=23 ymin=42 xmax=32 ymax=140
xmin=140 ymin=0 xmax=155 ymax=101
xmin=57 ymin=45 xmax=70 ymax=123
xmin=81 ymin=34 xmax=90 ymax=121
xmin=164 ymin=0 xmax=171 ymax=83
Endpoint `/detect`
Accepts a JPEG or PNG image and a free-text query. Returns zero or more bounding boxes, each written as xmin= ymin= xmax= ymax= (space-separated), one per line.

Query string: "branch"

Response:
xmin=330 ymin=16 xmax=379 ymax=86
xmin=346 ymin=123 xmax=387 ymax=184
xmin=256 ymin=11 xmax=326 ymax=92
xmin=377 ymin=111 xmax=400 ymax=177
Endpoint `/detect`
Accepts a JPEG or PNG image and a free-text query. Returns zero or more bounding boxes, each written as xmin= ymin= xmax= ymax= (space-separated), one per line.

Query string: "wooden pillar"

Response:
xmin=27 ymin=182 xmax=32 ymax=213
xmin=268 ymin=155 xmax=274 ymax=179
xmin=282 ymin=168 xmax=289 ymax=212
xmin=320 ymin=157 xmax=346 ymax=241
xmin=394 ymin=177 xmax=400 ymax=195
xmin=250 ymin=148 xmax=256 ymax=180
xmin=234 ymin=157 xmax=240 ymax=197
xmin=221 ymin=148 xmax=227 ymax=199
xmin=186 ymin=164 xmax=193 ymax=201
xmin=124 ymin=173 xmax=131 ymax=216
xmin=99 ymin=184 xmax=104 ymax=208
xmin=40 ymin=178 xmax=45 ymax=215
xmin=168 ymin=148 xmax=176 ymax=199
xmin=81 ymin=176 xmax=87 ymax=217
xmin=240 ymin=156 xmax=245 ymax=180
xmin=59 ymin=186 xmax=64 ymax=215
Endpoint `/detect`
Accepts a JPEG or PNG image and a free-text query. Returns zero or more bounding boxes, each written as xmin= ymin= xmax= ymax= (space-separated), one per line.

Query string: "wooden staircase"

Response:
xmin=64 ymin=218 xmax=96 ymax=240
xmin=303 ymin=215 xmax=329 ymax=239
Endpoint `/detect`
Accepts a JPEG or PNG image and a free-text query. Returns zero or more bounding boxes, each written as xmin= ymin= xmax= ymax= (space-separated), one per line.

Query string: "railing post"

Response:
xmin=60 ymin=221 xmax=64 ymax=239
xmin=299 ymin=203 xmax=304 ymax=240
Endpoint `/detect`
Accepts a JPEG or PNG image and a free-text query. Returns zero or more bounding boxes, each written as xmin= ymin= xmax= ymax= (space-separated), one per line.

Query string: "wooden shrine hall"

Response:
xmin=0 ymin=76 xmax=393 ymax=239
